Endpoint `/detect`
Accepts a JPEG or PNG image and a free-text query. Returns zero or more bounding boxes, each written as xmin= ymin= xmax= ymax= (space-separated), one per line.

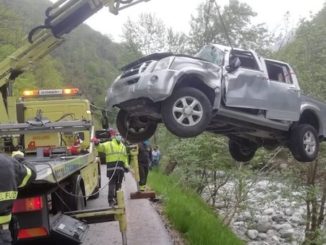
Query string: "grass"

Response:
xmin=148 ymin=171 xmax=244 ymax=245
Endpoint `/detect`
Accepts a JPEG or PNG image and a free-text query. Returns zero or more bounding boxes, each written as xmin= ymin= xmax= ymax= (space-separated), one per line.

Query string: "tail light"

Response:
xmin=17 ymin=227 xmax=48 ymax=239
xmin=12 ymin=196 xmax=43 ymax=213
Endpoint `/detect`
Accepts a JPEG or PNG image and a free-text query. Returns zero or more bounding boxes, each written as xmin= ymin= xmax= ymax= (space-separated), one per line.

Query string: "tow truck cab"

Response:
xmin=1 ymin=88 xmax=101 ymax=243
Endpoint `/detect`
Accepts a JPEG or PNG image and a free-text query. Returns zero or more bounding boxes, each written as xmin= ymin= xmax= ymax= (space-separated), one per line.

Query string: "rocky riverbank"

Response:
xmin=204 ymin=179 xmax=325 ymax=244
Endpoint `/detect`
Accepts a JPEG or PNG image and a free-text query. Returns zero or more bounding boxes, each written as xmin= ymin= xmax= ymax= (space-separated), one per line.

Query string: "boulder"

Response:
xmin=247 ymin=229 xmax=259 ymax=240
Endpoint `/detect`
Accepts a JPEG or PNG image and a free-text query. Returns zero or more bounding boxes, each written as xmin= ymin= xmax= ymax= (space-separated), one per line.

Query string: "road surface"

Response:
xmin=83 ymin=165 xmax=173 ymax=245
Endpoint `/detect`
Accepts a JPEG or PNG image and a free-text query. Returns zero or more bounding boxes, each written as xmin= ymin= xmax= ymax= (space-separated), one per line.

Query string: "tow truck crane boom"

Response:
xmin=0 ymin=0 xmax=150 ymax=123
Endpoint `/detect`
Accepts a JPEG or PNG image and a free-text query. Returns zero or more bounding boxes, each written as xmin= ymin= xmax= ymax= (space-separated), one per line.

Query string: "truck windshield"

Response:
xmin=195 ymin=45 xmax=224 ymax=66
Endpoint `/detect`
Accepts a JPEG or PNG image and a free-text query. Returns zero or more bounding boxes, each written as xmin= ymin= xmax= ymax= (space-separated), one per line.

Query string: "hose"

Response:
xmin=28 ymin=25 xmax=48 ymax=43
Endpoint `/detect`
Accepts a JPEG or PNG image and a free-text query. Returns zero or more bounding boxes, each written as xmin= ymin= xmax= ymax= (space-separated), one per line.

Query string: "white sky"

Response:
xmin=85 ymin=0 xmax=325 ymax=42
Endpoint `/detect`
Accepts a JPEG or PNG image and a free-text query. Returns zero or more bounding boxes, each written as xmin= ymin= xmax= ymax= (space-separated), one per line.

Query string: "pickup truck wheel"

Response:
xmin=162 ymin=87 xmax=212 ymax=137
xmin=117 ymin=109 xmax=157 ymax=143
xmin=229 ymin=140 xmax=257 ymax=162
xmin=290 ymin=124 xmax=319 ymax=162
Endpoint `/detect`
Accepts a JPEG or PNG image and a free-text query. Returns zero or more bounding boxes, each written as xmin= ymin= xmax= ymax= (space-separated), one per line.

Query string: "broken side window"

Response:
xmin=265 ymin=60 xmax=293 ymax=84
xmin=195 ymin=45 xmax=224 ymax=66
xmin=230 ymin=50 xmax=259 ymax=71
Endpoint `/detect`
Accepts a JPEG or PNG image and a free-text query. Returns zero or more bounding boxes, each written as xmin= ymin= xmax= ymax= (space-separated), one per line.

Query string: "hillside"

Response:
xmin=275 ymin=5 xmax=326 ymax=100
xmin=0 ymin=0 xmax=139 ymax=108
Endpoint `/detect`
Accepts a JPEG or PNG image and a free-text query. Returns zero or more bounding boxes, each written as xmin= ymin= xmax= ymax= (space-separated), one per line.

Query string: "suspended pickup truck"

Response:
xmin=107 ymin=44 xmax=326 ymax=162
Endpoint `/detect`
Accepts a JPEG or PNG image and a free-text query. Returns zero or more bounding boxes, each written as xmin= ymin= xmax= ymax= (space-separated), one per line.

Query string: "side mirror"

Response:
xmin=226 ymin=57 xmax=241 ymax=73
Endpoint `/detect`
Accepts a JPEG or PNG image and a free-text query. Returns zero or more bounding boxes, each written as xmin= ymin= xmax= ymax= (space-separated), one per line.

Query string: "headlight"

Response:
xmin=153 ymin=57 xmax=174 ymax=71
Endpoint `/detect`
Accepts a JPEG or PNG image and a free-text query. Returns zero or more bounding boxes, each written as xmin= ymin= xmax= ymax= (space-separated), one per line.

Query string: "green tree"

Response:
xmin=122 ymin=13 xmax=189 ymax=55
xmin=189 ymin=0 xmax=273 ymax=55
xmin=276 ymin=5 xmax=326 ymax=100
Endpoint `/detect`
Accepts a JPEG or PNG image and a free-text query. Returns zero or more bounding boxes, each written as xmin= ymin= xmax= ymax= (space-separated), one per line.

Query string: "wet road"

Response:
xmin=83 ymin=165 xmax=172 ymax=245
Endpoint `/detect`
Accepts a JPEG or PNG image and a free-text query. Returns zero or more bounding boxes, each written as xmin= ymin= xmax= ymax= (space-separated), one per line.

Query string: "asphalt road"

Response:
xmin=83 ymin=164 xmax=172 ymax=245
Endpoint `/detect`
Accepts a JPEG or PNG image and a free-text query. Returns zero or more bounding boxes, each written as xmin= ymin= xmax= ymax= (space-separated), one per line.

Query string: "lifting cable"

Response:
xmin=210 ymin=0 xmax=233 ymax=49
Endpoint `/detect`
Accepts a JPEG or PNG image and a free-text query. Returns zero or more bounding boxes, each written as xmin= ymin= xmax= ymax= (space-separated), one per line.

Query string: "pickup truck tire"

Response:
xmin=289 ymin=124 xmax=319 ymax=162
xmin=162 ymin=87 xmax=212 ymax=137
xmin=117 ymin=109 xmax=157 ymax=143
xmin=229 ymin=139 xmax=257 ymax=162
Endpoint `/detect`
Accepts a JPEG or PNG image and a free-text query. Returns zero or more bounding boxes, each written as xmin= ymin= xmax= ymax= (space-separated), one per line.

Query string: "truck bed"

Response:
xmin=26 ymin=151 xmax=95 ymax=184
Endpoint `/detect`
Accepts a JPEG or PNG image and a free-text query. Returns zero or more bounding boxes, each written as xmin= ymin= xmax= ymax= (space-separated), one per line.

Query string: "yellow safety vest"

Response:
xmin=96 ymin=139 xmax=129 ymax=167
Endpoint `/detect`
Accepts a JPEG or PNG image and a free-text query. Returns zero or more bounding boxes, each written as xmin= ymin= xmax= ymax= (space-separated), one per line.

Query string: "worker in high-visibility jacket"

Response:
xmin=92 ymin=133 xmax=129 ymax=206
xmin=0 ymin=151 xmax=36 ymax=245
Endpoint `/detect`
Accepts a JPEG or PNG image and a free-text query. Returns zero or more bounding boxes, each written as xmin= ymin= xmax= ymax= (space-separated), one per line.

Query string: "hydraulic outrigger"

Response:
xmin=0 ymin=1 xmax=150 ymax=244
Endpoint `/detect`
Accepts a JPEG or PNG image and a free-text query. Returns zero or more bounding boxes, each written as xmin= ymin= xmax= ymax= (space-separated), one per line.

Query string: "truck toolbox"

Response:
xmin=51 ymin=214 xmax=89 ymax=244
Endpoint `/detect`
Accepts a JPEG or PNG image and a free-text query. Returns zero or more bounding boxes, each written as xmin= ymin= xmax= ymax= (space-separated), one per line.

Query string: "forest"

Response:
xmin=1 ymin=0 xmax=325 ymax=244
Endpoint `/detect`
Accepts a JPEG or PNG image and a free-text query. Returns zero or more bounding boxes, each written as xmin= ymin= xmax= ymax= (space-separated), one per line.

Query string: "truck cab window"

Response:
xmin=265 ymin=60 xmax=293 ymax=84
xmin=195 ymin=45 xmax=224 ymax=66
xmin=230 ymin=50 xmax=259 ymax=70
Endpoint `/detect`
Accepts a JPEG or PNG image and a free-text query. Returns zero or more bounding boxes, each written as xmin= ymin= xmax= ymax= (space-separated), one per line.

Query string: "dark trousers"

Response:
xmin=138 ymin=163 xmax=149 ymax=186
xmin=0 ymin=230 xmax=12 ymax=245
xmin=107 ymin=169 xmax=124 ymax=202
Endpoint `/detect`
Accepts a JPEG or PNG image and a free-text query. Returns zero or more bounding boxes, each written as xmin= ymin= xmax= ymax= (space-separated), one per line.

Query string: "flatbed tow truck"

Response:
xmin=0 ymin=0 xmax=150 ymax=244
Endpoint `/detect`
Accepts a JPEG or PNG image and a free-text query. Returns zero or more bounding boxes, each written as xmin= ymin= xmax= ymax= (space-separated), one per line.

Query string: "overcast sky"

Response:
xmin=84 ymin=0 xmax=325 ymax=42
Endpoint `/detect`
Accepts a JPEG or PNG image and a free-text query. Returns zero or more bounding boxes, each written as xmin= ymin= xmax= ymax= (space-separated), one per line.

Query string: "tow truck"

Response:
xmin=0 ymin=0 xmax=150 ymax=244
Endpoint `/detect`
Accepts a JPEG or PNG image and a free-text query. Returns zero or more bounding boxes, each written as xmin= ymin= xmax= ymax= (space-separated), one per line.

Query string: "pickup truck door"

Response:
xmin=224 ymin=50 xmax=270 ymax=110
xmin=224 ymin=52 xmax=300 ymax=121
xmin=263 ymin=60 xmax=300 ymax=121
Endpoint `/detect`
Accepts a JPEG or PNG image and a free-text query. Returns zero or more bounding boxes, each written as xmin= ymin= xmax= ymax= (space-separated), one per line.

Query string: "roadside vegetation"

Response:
xmin=148 ymin=170 xmax=244 ymax=245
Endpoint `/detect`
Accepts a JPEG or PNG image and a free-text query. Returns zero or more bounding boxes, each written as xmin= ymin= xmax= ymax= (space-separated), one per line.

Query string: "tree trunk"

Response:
xmin=164 ymin=160 xmax=178 ymax=175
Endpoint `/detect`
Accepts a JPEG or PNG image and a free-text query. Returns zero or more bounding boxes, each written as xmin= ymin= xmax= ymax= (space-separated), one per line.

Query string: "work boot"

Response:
xmin=139 ymin=185 xmax=146 ymax=192
xmin=108 ymin=198 xmax=116 ymax=207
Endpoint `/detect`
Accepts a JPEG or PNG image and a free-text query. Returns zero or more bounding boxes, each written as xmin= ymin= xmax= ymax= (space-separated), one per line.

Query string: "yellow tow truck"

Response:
xmin=0 ymin=0 xmax=150 ymax=244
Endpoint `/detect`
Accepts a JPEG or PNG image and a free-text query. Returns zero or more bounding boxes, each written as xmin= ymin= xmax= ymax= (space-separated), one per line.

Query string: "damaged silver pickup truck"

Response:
xmin=106 ymin=44 xmax=326 ymax=162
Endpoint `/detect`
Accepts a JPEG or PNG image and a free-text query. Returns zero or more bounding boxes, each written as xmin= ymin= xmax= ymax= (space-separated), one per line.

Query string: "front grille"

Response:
xmin=120 ymin=61 xmax=151 ymax=79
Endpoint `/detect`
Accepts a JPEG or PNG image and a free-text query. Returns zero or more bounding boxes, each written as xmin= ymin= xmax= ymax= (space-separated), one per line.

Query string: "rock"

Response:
xmin=242 ymin=211 xmax=252 ymax=221
xmin=263 ymin=208 xmax=274 ymax=215
xmin=247 ymin=229 xmax=259 ymax=240
xmin=258 ymin=233 xmax=267 ymax=240
xmin=272 ymin=214 xmax=287 ymax=223
xmin=265 ymin=235 xmax=280 ymax=245
xmin=277 ymin=223 xmax=292 ymax=231
xmin=270 ymin=235 xmax=280 ymax=244
xmin=279 ymin=228 xmax=294 ymax=239
xmin=248 ymin=242 xmax=269 ymax=245
xmin=255 ymin=180 xmax=269 ymax=192
xmin=279 ymin=163 xmax=288 ymax=170
xmin=255 ymin=215 xmax=270 ymax=223
xmin=267 ymin=229 xmax=277 ymax=236
xmin=256 ymin=221 xmax=272 ymax=233
xmin=235 ymin=212 xmax=252 ymax=222
xmin=290 ymin=214 xmax=302 ymax=224
xmin=233 ymin=221 xmax=245 ymax=226
xmin=284 ymin=208 xmax=294 ymax=216
xmin=272 ymin=224 xmax=281 ymax=231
